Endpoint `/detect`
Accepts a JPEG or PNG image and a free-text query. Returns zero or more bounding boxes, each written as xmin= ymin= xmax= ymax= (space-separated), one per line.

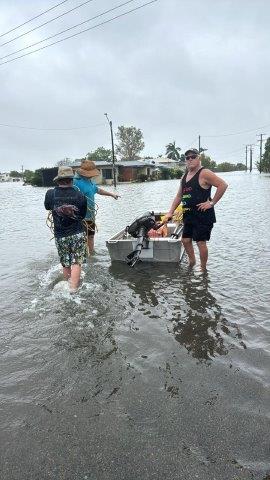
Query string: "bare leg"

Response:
xmin=69 ymin=264 xmax=82 ymax=291
xmin=182 ymin=237 xmax=196 ymax=267
xmin=63 ymin=266 xmax=71 ymax=280
xmin=197 ymin=241 xmax=208 ymax=271
xmin=87 ymin=236 xmax=94 ymax=255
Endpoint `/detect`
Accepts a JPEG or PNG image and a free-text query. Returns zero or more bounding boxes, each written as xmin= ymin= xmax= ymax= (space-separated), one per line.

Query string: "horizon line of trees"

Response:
xmin=10 ymin=127 xmax=269 ymax=185
xmin=56 ymin=124 xmax=249 ymax=172
xmin=256 ymin=137 xmax=270 ymax=173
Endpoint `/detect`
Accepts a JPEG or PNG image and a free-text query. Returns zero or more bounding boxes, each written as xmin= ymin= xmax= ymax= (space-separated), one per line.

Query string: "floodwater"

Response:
xmin=0 ymin=172 xmax=269 ymax=480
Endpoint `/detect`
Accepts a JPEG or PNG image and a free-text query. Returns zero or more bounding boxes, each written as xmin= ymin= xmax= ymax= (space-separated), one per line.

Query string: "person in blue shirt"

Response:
xmin=73 ymin=159 xmax=120 ymax=253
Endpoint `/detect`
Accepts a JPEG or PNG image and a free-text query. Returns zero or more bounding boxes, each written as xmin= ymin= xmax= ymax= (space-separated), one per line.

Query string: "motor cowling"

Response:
xmin=127 ymin=212 xmax=156 ymax=238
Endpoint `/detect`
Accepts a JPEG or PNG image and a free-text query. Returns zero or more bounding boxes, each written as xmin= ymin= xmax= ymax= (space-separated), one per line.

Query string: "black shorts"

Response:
xmin=182 ymin=220 xmax=213 ymax=242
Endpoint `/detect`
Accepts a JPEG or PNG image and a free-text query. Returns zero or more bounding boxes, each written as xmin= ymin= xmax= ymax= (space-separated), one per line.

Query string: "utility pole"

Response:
xmin=245 ymin=145 xmax=248 ymax=171
xmin=198 ymin=135 xmax=208 ymax=154
xmin=104 ymin=113 xmax=116 ymax=188
xmin=248 ymin=145 xmax=254 ymax=173
xmin=21 ymin=165 xmax=24 ymax=182
xmin=257 ymin=134 xmax=266 ymax=174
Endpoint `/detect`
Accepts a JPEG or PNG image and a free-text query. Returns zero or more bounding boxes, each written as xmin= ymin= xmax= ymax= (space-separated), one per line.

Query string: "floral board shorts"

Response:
xmin=55 ymin=232 xmax=87 ymax=267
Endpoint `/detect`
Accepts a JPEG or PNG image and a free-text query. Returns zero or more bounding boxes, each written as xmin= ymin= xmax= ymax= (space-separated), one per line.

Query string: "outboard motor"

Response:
xmin=126 ymin=212 xmax=156 ymax=267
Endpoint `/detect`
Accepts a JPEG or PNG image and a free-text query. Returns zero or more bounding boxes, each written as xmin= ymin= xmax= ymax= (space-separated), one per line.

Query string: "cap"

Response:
xmin=184 ymin=148 xmax=200 ymax=156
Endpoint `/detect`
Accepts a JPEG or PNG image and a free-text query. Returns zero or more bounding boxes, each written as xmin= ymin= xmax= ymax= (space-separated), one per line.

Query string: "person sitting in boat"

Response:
xmin=73 ymin=159 xmax=120 ymax=254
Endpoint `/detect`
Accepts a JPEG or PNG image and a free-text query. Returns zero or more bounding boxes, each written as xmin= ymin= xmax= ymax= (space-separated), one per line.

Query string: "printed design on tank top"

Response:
xmin=182 ymin=185 xmax=192 ymax=213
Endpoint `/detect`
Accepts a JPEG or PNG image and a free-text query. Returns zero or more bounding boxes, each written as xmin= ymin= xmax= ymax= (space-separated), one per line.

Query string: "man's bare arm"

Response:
xmin=163 ymin=183 xmax=183 ymax=221
xmin=197 ymin=170 xmax=228 ymax=211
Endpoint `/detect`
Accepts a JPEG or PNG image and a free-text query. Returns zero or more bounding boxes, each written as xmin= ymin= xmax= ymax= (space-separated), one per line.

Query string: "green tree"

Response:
xmin=87 ymin=147 xmax=112 ymax=162
xmin=216 ymin=162 xmax=246 ymax=172
xmin=235 ymin=163 xmax=246 ymax=171
xmin=257 ymin=137 xmax=270 ymax=173
xmin=216 ymin=162 xmax=235 ymax=172
xmin=116 ymin=126 xmax=145 ymax=160
xmin=29 ymin=169 xmax=43 ymax=186
xmin=200 ymin=153 xmax=217 ymax=171
xmin=24 ymin=169 xmax=34 ymax=183
xmin=159 ymin=167 xmax=172 ymax=180
xmin=10 ymin=170 xmax=23 ymax=177
xmin=165 ymin=141 xmax=181 ymax=161
xmin=170 ymin=168 xmax=183 ymax=179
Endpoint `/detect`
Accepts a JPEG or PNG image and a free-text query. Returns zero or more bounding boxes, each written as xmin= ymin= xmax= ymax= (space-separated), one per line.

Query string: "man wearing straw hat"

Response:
xmin=74 ymin=159 xmax=120 ymax=253
xmin=44 ymin=165 xmax=87 ymax=292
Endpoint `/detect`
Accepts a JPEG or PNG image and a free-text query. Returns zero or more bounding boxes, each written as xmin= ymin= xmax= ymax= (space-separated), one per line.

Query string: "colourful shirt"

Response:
xmin=73 ymin=175 xmax=98 ymax=220
xmin=181 ymin=167 xmax=216 ymax=225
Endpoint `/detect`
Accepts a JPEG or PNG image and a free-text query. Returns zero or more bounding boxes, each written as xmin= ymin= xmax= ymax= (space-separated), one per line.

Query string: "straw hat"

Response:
xmin=53 ymin=166 xmax=74 ymax=182
xmin=77 ymin=160 xmax=100 ymax=178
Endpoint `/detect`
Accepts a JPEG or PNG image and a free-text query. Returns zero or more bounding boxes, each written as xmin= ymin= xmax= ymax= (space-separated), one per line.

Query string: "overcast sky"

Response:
xmin=0 ymin=0 xmax=269 ymax=171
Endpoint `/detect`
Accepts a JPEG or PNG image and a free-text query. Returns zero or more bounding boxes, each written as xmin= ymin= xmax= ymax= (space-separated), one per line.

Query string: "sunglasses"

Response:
xmin=185 ymin=154 xmax=197 ymax=160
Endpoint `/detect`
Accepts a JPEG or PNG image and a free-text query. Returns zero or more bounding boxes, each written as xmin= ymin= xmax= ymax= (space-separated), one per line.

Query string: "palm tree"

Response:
xmin=165 ymin=141 xmax=181 ymax=161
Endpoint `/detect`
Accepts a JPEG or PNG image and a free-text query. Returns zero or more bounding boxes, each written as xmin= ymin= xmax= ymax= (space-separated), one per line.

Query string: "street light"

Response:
xmin=104 ymin=113 xmax=117 ymax=188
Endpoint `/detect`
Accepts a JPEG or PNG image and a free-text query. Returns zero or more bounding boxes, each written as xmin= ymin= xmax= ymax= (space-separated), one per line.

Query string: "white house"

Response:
xmin=0 ymin=172 xmax=22 ymax=182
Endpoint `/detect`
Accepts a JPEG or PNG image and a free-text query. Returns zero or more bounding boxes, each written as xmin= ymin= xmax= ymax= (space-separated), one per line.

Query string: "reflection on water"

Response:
xmin=170 ymin=273 xmax=245 ymax=361
xmin=109 ymin=263 xmax=245 ymax=362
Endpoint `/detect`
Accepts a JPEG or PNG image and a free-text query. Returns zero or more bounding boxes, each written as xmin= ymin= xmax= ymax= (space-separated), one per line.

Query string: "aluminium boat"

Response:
xmin=106 ymin=211 xmax=184 ymax=266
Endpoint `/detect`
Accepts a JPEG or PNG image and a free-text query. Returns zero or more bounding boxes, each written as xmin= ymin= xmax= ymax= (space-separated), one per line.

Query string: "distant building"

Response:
xmin=140 ymin=156 xmax=185 ymax=169
xmin=40 ymin=160 xmax=157 ymax=187
xmin=116 ymin=161 xmax=157 ymax=182
xmin=0 ymin=172 xmax=22 ymax=182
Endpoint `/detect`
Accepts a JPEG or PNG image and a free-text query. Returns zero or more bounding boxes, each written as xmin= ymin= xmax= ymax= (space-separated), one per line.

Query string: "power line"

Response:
xmin=213 ymin=147 xmax=244 ymax=157
xmin=0 ymin=0 xmax=137 ymax=61
xmin=0 ymin=0 xmax=158 ymax=66
xmin=0 ymin=122 xmax=104 ymax=131
xmin=202 ymin=123 xmax=270 ymax=138
xmin=0 ymin=0 xmax=70 ymax=39
xmin=0 ymin=0 xmax=97 ymax=48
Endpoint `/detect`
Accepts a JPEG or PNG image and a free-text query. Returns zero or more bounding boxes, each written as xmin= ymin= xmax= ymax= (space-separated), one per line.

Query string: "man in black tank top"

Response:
xmin=163 ymin=149 xmax=228 ymax=270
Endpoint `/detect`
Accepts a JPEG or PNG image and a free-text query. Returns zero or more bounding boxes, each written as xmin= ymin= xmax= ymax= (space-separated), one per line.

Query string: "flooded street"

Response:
xmin=0 ymin=172 xmax=269 ymax=480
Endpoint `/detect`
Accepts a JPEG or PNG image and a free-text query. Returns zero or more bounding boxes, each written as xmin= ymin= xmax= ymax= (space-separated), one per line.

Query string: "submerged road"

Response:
xmin=0 ymin=172 xmax=269 ymax=479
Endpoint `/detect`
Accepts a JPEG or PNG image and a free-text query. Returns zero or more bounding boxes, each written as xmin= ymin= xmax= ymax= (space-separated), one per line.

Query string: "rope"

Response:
xmin=46 ymin=196 xmax=100 ymax=256
xmin=46 ymin=211 xmax=55 ymax=240
xmin=172 ymin=210 xmax=183 ymax=223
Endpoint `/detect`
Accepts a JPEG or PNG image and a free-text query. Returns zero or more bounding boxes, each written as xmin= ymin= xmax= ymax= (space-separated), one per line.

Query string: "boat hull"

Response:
xmin=106 ymin=221 xmax=184 ymax=264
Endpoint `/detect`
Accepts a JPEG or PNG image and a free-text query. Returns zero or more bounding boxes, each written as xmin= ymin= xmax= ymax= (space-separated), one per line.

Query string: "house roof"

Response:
xmin=147 ymin=157 xmax=179 ymax=164
xmin=42 ymin=160 xmax=157 ymax=171
xmin=117 ymin=161 xmax=155 ymax=167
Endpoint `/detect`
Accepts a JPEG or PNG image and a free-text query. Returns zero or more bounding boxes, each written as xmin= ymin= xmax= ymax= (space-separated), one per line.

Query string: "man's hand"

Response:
xmin=197 ymin=200 xmax=214 ymax=211
xmin=162 ymin=213 xmax=173 ymax=223
xmin=112 ymin=193 xmax=120 ymax=200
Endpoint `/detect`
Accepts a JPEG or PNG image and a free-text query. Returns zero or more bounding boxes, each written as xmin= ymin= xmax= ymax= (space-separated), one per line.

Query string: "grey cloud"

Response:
xmin=0 ymin=0 xmax=269 ymax=170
